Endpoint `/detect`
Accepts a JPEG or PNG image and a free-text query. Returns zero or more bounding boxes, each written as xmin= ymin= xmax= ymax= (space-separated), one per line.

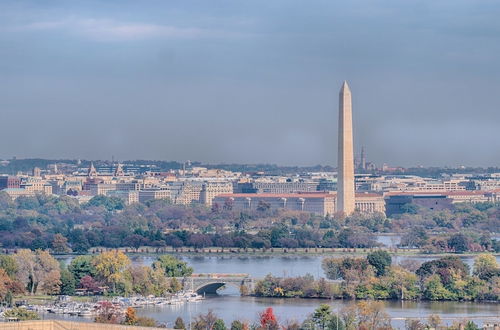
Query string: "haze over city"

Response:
xmin=2 ymin=1 xmax=500 ymax=328
xmin=1 ymin=0 xmax=499 ymax=166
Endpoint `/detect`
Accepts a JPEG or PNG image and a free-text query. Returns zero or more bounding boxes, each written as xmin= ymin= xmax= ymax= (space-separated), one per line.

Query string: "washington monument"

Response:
xmin=337 ymin=81 xmax=355 ymax=215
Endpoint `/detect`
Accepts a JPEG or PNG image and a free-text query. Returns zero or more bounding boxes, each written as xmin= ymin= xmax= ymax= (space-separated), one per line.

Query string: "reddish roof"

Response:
xmin=216 ymin=193 xmax=334 ymax=199
xmin=384 ymin=190 xmax=492 ymax=197
xmin=216 ymin=192 xmax=383 ymax=199
xmin=355 ymin=192 xmax=384 ymax=198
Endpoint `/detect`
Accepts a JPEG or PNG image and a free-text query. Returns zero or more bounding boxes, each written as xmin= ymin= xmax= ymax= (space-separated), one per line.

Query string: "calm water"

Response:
xmin=50 ymin=235 xmax=500 ymax=327
xmin=58 ymin=253 xmax=500 ymax=279
xmin=43 ymin=294 xmax=500 ymax=328
xmin=137 ymin=295 xmax=500 ymax=328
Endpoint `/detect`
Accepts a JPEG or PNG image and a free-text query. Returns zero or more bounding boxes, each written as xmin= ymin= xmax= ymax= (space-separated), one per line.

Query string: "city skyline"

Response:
xmin=1 ymin=1 xmax=499 ymax=167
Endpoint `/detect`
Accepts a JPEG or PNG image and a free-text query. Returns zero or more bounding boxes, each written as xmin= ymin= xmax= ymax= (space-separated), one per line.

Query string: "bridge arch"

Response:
xmin=194 ymin=281 xmax=242 ymax=294
xmin=182 ymin=274 xmax=253 ymax=295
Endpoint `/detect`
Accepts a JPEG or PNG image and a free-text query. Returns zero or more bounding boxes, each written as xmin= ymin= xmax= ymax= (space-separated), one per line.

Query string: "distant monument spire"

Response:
xmin=114 ymin=163 xmax=124 ymax=177
xmin=87 ymin=162 xmax=98 ymax=177
xmin=337 ymin=81 xmax=355 ymax=215
xmin=360 ymin=146 xmax=366 ymax=170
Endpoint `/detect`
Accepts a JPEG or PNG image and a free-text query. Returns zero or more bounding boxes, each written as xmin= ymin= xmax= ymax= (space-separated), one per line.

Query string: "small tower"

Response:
xmin=87 ymin=162 xmax=98 ymax=177
xmin=360 ymin=146 xmax=366 ymax=171
xmin=32 ymin=167 xmax=41 ymax=177
xmin=114 ymin=163 xmax=124 ymax=177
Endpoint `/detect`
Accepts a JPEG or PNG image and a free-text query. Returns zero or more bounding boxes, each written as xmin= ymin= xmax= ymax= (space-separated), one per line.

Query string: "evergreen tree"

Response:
xmin=59 ymin=268 xmax=76 ymax=295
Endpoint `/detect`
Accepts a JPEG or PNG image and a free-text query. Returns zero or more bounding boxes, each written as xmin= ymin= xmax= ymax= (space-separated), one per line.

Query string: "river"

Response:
xmin=58 ymin=253 xmax=500 ymax=279
xmin=44 ymin=293 xmax=500 ymax=328
xmin=50 ymin=252 xmax=500 ymax=327
xmin=137 ymin=295 xmax=500 ymax=328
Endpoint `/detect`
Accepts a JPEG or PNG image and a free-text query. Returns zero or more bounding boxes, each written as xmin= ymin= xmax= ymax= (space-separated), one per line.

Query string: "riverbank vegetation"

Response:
xmin=252 ymin=252 xmax=500 ymax=302
xmin=171 ymin=303 xmax=485 ymax=330
xmin=0 ymin=193 xmax=498 ymax=254
xmin=0 ymin=251 xmax=191 ymax=305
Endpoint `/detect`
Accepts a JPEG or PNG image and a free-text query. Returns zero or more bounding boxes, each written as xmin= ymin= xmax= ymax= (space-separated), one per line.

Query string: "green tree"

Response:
xmin=230 ymin=320 xmax=245 ymax=330
xmin=4 ymin=291 xmax=13 ymax=307
xmin=174 ymin=317 xmax=186 ymax=329
xmin=213 ymin=318 xmax=227 ymax=330
xmin=400 ymin=203 xmax=419 ymax=214
xmin=312 ymin=304 xmax=333 ymax=329
xmin=68 ymin=255 xmax=95 ymax=282
xmin=464 ymin=321 xmax=481 ymax=330
xmin=309 ymin=304 xmax=345 ymax=330
xmin=416 ymin=256 xmax=470 ymax=286
xmin=86 ymin=195 xmax=125 ymax=212
xmin=367 ymin=250 xmax=392 ymax=276
xmin=448 ymin=233 xmax=469 ymax=253
xmin=59 ymin=268 xmax=76 ymax=295
xmin=423 ymin=275 xmax=454 ymax=300
xmin=152 ymin=255 xmax=193 ymax=277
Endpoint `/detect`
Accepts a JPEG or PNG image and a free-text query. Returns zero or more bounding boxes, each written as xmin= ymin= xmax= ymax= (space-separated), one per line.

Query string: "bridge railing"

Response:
xmin=189 ymin=273 xmax=249 ymax=278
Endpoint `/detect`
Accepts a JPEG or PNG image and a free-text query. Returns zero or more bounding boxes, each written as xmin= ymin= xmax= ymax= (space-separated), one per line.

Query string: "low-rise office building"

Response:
xmin=199 ymin=182 xmax=233 ymax=206
xmin=384 ymin=190 xmax=499 ymax=216
xmin=213 ymin=192 xmax=385 ymax=216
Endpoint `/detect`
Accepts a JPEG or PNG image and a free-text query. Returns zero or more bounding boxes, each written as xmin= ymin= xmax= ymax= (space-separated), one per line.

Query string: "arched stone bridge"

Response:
xmin=180 ymin=273 xmax=254 ymax=294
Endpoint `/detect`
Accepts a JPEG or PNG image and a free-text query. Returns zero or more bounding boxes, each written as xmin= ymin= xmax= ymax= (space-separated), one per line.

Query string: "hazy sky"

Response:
xmin=1 ymin=0 xmax=499 ymax=167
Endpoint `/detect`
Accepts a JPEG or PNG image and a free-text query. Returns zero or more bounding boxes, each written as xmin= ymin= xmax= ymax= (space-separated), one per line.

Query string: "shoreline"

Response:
xmin=42 ymin=247 xmax=500 ymax=258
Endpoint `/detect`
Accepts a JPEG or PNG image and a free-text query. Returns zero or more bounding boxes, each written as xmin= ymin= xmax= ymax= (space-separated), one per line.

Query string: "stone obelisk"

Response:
xmin=337 ymin=81 xmax=355 ymax=215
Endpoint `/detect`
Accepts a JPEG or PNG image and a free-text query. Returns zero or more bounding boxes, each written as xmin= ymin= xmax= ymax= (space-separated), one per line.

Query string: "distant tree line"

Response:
xmin=252 ymin=252 xmax=500 ymax=302
xmin=0 ymin=192 xmax=498 ymax=253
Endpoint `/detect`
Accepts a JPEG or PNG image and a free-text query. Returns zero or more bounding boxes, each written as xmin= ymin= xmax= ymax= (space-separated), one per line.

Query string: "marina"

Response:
xmin=0 ymin=291 xmax=204 ymax=322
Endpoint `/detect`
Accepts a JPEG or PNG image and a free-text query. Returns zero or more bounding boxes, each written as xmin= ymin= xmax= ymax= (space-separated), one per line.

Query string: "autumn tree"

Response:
xmin=427 ymin=314 xmax=442 ymax=329
xmin=259 ymin=307 xmax=279 ymax=330
xmin=169 ymin=277 xmax=183 ymax=293
xmin=123 ymin=307 xmax=138 ymax=325
xmin=92 ymin=250 xmax=131 ymax=294
xmin=0 ymin=269 xmax=13 ymax=301
xmin=14 ymin=249 xmax=61 ymax=295
xmin=356 ymin=301 xmax=391 ymax=330
xmin=51 ymin=233 xmax=71 ymax=253
xmin=473 ymin=253 xmax=500 ymax=281
xmin=94 ymin=300 xmax=121 ymax=324
xmin=126 ymin=265 xmax=169 ymax=296
xmin=192 ymin=310 xmax=218 ymax=330
xmin=0 ymin=255 xmax=18 ymax=277
xmin=80 ymin=275 xmax=100 ymax=292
